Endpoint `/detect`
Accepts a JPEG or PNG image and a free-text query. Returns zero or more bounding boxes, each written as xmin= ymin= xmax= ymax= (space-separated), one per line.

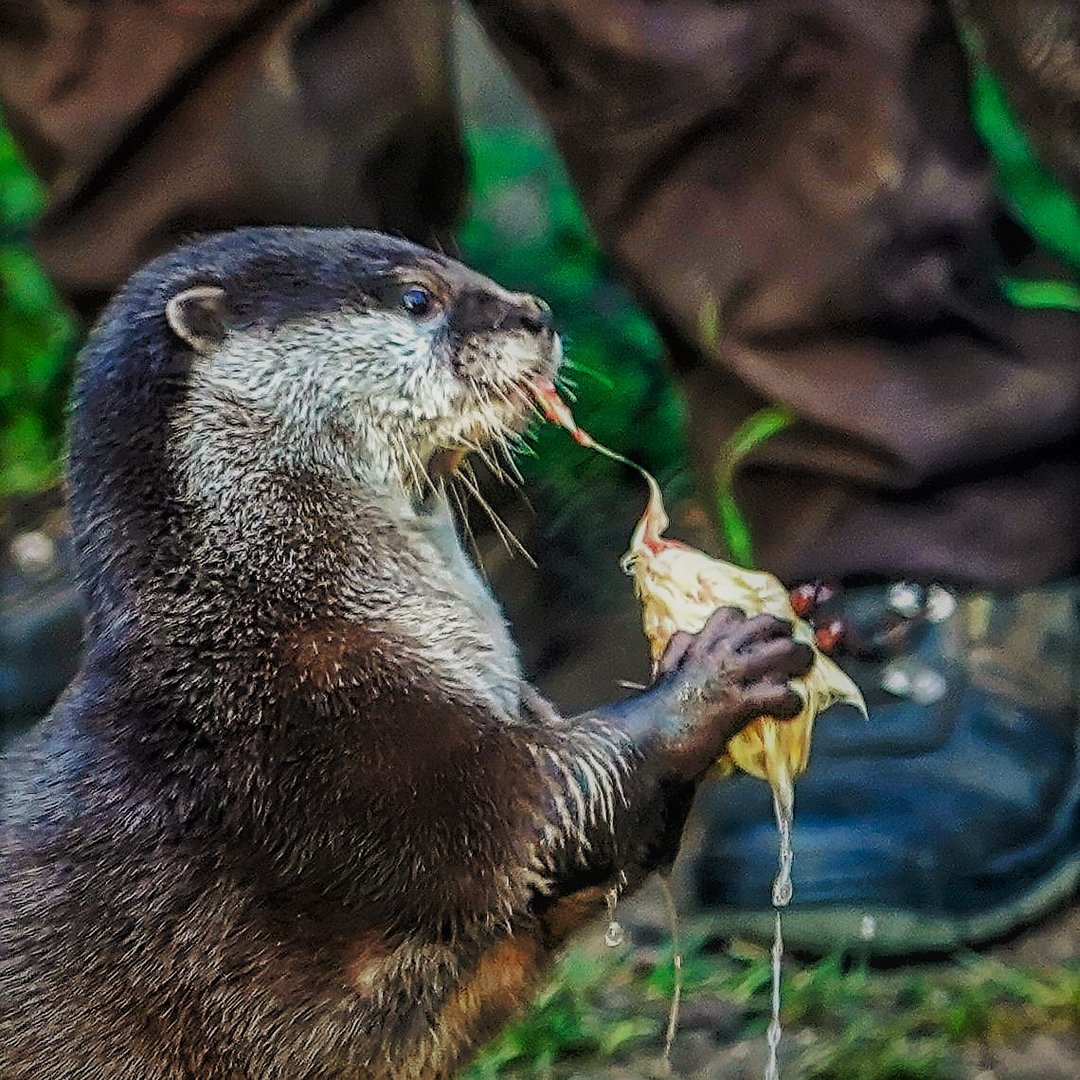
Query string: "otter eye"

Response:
xmin=401 ymin=284 xmax=437 ymax=318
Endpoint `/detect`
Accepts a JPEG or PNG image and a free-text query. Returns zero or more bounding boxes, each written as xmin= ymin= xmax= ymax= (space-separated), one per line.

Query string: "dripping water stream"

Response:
xmin=764 ymin=766 xmax=794 ymax=1080
xmin=526 ymin=379 xmax=806 ymax=1075
xmin=659 ymin=874 xmax=683 ymax=1070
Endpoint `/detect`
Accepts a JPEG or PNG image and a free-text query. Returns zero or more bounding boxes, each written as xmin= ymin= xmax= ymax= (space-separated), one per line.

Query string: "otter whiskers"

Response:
xmin=452 ymin=460 xmax=535 ymax=567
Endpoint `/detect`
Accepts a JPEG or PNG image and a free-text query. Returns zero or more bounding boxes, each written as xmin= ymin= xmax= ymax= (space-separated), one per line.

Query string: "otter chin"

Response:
xmin=0 ymin=227 xmax=811 ymax=1080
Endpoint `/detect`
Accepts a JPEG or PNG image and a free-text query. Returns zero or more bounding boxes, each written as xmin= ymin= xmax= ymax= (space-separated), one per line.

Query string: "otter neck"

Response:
xmin=165 ymin=395 xmax=525 ymax=715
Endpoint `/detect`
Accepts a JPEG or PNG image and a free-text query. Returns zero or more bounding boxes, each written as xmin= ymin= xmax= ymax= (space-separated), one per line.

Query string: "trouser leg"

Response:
xmin=0 ymin=0 xmax=464 ymax=322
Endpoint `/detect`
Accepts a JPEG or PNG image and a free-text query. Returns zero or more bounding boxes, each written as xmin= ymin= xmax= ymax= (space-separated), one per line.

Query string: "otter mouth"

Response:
xmin=426 ymin=446 xmax=469 ymax=483
xmin=410 ymin=362 xmax=559 ymax=512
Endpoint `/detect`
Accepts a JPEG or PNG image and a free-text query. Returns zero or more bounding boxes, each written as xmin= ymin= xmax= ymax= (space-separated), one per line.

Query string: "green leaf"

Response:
xmin=969 ymin=63 xmax=1080 ymax=274
xmin=714 ymin=405 xmax=796 ymax=568
xmin=999 ymin=275 xmax=1080 ymax=312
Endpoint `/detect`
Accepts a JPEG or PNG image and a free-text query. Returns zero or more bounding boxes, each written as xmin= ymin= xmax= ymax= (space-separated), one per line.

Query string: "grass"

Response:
xmin=464 ymin=950 xmax=657 ymax=1079
xmin=465 ymin=925 xmax=1079 ymax=1079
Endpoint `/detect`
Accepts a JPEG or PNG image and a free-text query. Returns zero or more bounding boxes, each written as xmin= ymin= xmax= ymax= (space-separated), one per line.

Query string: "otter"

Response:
xmin=0 ymin=228 xmax=811 ymax=1079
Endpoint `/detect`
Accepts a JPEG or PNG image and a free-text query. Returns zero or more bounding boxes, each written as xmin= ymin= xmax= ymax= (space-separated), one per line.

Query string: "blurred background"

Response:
xmin=2 ymin=3 xmax=1078 ymax=1078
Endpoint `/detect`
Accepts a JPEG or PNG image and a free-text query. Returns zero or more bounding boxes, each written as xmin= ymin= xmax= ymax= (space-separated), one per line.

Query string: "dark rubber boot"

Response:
xmin=694 ymin=582 xmax=1080 ymax=955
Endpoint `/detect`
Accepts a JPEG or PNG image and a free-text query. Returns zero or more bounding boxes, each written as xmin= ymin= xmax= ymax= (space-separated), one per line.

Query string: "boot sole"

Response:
xmin=696 ymin=851 xmax=1080 ymax=956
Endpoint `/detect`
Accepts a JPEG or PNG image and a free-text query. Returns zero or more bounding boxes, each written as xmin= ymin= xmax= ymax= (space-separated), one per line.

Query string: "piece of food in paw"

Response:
xmin=621 ymin=468 xmax=866 ymax=787
xmin=526 ymin=376 xmax=866 ymax=790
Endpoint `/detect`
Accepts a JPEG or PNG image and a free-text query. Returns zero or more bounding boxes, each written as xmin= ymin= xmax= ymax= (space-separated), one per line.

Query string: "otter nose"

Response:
xmin=448 ymin=289 xmax=555 ymax=337
xmin=503 ymin=295 xmax=553 ymax=335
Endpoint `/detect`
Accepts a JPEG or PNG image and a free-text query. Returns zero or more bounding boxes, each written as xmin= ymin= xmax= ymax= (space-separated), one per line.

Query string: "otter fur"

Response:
xmin=0 ymin=228 xmax=811 ymax=1079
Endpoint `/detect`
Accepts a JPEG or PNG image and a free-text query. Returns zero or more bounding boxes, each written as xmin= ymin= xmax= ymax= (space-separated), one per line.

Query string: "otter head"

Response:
xmin=162 ymin=228 xmax=559 ymax=508
xmin=67 ymin=228 xmax=561 ymax=627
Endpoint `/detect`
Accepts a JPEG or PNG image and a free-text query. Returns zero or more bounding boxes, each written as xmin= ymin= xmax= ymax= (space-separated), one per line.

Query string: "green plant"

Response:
xmin=0 ymin=116 xmax=76 ymax=497
xmin=464 ymin=949 xmax=655 ymax=1078
xmin=463 ymin=921 xmax=1080 ymax=1079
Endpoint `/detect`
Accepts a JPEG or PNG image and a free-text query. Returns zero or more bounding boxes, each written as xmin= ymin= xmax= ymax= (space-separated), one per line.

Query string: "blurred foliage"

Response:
xmin=969 ymin=62 xmax=1080 ymax=276
xmin=463 ymin=950 xmax=655 ymax=1079
xmin=0 ymin=116 xmax=77 ymax=498
xmin=967 ymin=63 xmax=1080 ymax=319
xmin=713 ymin=405 xmax=793 ymax=569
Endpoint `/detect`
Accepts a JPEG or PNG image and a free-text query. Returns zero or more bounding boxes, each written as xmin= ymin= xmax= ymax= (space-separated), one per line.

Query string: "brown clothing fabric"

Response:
xmin=1 ymin=0 xmax=1077 ymax=589
xmin=474 ymin=0 xmax=1080 ymax=589
xmin=0 ymin=0 xmax=465 ymax=318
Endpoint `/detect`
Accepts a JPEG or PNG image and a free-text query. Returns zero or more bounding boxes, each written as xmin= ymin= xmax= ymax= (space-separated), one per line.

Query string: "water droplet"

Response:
xmin=604 ymin=920 xmax=625 ymax=948
xmin=603 ymin=886 xmax=625 ymax=948
xmin=10 ymin=530 xmax=55 ymax=574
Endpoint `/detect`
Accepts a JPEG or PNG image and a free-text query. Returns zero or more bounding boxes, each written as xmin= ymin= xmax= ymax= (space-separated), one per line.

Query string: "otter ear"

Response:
xmin=165 ymin=286 xmax=231 ymax=354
